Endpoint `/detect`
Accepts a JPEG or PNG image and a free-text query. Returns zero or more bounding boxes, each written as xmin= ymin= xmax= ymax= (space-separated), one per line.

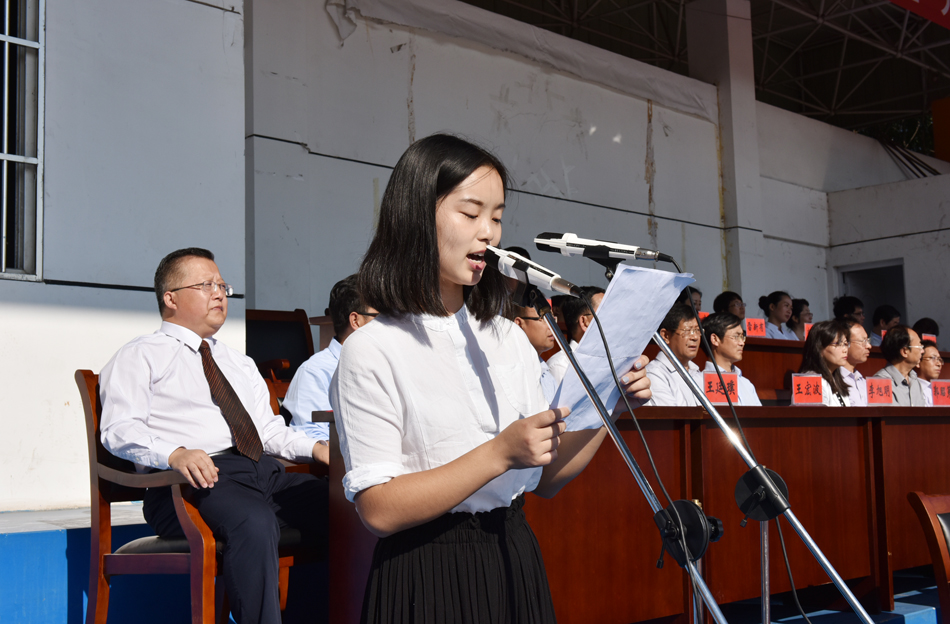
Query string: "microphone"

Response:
xmin=484 ymin=246 xmax=581 ymax=297
xmin=534 ymin=232 xmax=673 ymax=263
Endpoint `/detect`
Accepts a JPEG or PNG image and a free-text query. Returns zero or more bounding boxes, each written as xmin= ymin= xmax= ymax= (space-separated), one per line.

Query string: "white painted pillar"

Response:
xmin=686 ymin=0 xmax=766 ymax=298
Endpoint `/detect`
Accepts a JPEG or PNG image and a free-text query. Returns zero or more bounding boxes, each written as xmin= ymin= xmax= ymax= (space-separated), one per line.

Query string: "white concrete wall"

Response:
xmin=828 ymin=175 xmax=950 ymax=336
xmin=0 ymin=0 xmax=245 ymax=511
xmin=246 ymin=0 xmax=726 ymax=318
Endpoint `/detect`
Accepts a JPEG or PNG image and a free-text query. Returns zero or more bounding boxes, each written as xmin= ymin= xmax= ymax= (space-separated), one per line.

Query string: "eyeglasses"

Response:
xmin=830 ymin=341 xmax=851 ymax=348
xmin=358 ymin=311 xmax=379 ymax=318
xmin=851 ymin=339 xmax=871 ymax=347
xmin=518 ymin=315 xmax=542 ymax=322
xmin=729 ymin=301 xmax=747 ymax=309
xmin=169 ymin=281 xmax=234 ymax=297
xmin=922 ymin=356 xmax=945 ymax=365
xmin=725 ymin=333 xmax=747 ymax=344
xmin=908 ymin=344 xmax=925 ymax=350
xmin=675 ymin=328 xmax=701 ymax=337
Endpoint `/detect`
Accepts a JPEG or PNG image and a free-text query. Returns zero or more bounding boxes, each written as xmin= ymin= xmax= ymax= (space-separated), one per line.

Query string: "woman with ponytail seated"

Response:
xmin=759 ymin=291 xmax=797 ymax=340
xmin=798 ymin=320 xmax=852 ymax=407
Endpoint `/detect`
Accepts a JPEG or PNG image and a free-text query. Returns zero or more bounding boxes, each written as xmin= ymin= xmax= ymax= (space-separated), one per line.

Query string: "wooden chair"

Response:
xmin=312 ymin=410 xmax=378 ymax=624
xmin=77 ymin=370 xmax=303 ymax=624
xmin=308 ymin=315 xmax=336 ymax=352
xmin=245 ymin=309 xmax=315 ymax=419
xmin=908 ymin=491 xmax=950 ymax=624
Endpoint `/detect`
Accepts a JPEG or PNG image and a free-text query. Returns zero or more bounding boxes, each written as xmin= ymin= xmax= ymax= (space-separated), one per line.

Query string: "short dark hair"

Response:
xmin=799 ymin=320 xmax=851 ymax=397
xmin=327 ymin=274 xmax=364 ymax=338
xmin=872 ymin=305 xmax=900 ymax=327
xmin=701 ymin=312 xmax=743 ymax=357
xmin=787 ymin=298 xmax=810 ymax=330
xmin=880 ymin=324 xmax=914 ymax=363
xmin=660 ymin=304 xmax=697 ymax=335
xmin=833 ymin=295 xmax=864 ymax=320
xmin=913 ymin=317 xmax=939 ymax=337
xmin=561 ymin=286 xmax=605 ymax=340
xmin=758 ymin=291 xmax=790 ymax=316
xmin=713 ymin=291 xmax=742 ymax=314
xmin=154 ymin=247 xmax=215 ymax=316
xmin=922 ymin=339 xmax=938 ymax=351
xmin=358 ymin=134 xmax=511 ymax=321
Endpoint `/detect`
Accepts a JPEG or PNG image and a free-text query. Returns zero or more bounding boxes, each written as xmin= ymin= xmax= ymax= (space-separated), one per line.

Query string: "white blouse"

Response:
xmin=330 ymin=305 xmax=549 ymax=514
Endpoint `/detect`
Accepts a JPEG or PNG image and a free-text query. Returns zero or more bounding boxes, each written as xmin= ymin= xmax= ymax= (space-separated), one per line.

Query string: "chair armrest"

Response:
xmin=258 ymin=358 xmax=290 ymax=378
xmin=97 ymin=463 xmax=189 ymax=489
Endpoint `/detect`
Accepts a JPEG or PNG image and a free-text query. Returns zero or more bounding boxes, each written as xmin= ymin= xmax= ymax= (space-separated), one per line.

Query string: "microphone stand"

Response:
xmin=526 ymin=288 xmax=729 ymax=624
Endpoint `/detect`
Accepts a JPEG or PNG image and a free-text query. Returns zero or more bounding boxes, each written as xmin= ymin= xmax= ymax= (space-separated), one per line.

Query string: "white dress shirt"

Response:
xmin=283 ymin=338 xmax=340 ymax=440
xmin=330 ymin=306 xmax=548 ymax=513
xmin=766 ymin=322 xmax=799 ymax=341
xmin=645 ymin=351 xmax=703 ymax=406
xmin=546 ymin=339 xmax=579 ymax=384
xmin=702 ymin=361 xmax=762 ymax=406
xmin=99 ymin=321 xmax=316 ymax=471
xmin=840 ymin=367 xmax=867 ymax=407
xmin=870 ymin=332 xmax=883 ymax=347
xmin=920 ymin=379 xmax=933 ymax=407
xmin=539 ymin=358 xmax=557 ymax=405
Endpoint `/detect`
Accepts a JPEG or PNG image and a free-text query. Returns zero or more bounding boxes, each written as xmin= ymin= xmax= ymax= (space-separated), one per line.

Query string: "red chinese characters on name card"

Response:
xmin=923 ymin=333 xmax=937 ymax=343
xmin=791 ymin=374 xmax=823 ymax=404
xmin=804 ymin=323 xmax=813 ymax=340
xmin=933 ymin=381 xmax=950 ymax=406
xmin=745 ymin=318 xmax=766 ymax=337
xmin=703 ymin=372 xmax=738 ymax=405
xmin=698 ymin=311 xmax=710 ymax=320
xmin=867 ymin=378 xmax=894 ymax=405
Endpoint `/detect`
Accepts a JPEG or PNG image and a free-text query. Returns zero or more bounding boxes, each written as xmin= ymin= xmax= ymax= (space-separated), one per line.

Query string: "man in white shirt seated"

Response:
xmin=869 ymin=305 xmax=901 ymax=347
xmin=701 ymin=312 xmax=762 ymax=406
xmin=546 ymin=286 xmax=605 ymax=384
xmin=508 ymin=301 xmax=558 ymax=403
xmin=99 ymin=248 xmax=329 ymax=624
xmin=872 ymin=325 xmax=926 ymax=406
xmin=917 ymin=339 xmax=944 ymax=407
xmin=284 ymin=274 xmax=377 ymax=436
xmin=645 ymin=304 xmax=703 ymax=406
xmin=840 ymin=320 xmax=870 ymax=406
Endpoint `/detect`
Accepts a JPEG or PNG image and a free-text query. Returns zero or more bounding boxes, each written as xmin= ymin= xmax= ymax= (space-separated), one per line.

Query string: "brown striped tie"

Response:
xmin=199 ymin=340 xmax=263 ymax=461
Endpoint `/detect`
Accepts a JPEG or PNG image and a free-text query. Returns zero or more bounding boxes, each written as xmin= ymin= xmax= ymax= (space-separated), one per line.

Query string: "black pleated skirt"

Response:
xmin=361 ymin=495 xmax=556 ymax=624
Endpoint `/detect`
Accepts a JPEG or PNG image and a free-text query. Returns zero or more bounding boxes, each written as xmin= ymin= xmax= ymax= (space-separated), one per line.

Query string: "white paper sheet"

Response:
xmin=554 ymin=265 xmax=694 ymax=431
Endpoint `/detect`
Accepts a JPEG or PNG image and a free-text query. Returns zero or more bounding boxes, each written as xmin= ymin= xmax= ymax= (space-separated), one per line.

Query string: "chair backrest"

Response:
xmin=908 ymin=491 xmax=950 ymax=621
xmin=245 ymin=309 xmax=315 ymax=381
xmin=308 ymin=315 xmax=335 ymax=352
xmin=75 ymin=370 xmax=144 ymax=504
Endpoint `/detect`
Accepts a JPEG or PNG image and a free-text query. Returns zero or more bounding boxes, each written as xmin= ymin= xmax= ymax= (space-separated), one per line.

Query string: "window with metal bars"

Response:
xmin=0 ymin=0 xmax=42 ymax=280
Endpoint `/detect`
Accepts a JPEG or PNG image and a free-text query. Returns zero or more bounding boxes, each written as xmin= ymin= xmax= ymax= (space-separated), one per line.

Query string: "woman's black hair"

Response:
xmin=787 ymin=298 xmax=810 ymax=330
xmin=713 ymin=291 xmax=742 ymax=314
xmin=358 ymin=134 xmax=511 ymax=321
xmin=700 ymin=312 xmax=743 ymax=358
xmin=799 ymin=319 xmax=851 ymax=397
xmin=758 ymin=291 xmax=790 ymax=316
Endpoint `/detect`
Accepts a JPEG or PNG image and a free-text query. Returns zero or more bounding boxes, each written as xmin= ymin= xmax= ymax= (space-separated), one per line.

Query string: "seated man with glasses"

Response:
xmin=546 ymin=285 xmax=605 ymax=384
xmin=283 ymin=274 xmax=377 ymax=437
xmin=840 ymin=319 xmax=871 ymax=406
xmin=917 ymin=339 xmax=944 ymax=407
xmin=872 ymin=325 xmax=927 ymax=406
xmin=99 ymin=248 xmax=328 ymax=624
xmin=701 ymin=312 xmax=762 ymax=406
xmin=645 ymin=304 xmax=704 ymax=406
xmin=507 ymin=301 xmax=558 ymax=403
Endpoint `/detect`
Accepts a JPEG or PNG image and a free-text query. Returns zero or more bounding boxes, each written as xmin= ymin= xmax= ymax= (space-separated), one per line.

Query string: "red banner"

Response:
xmin=889 ymin=0 xmax=950 ymax=32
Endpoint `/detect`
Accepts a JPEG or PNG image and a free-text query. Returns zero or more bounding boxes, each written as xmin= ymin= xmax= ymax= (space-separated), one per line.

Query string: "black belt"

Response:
xmin=208 ymin=447 xmax=238 ymax=458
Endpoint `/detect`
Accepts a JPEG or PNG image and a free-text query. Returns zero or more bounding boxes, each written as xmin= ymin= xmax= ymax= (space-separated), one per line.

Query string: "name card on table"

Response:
xmin=745 ymin=318 xmax=766 ymax=337
xmin=791 ymin=374 xmax=823 ymax=404
xmin=923 ymin=333 xmax=938 ymax=343
xmin=804 ymin=323 xmax=814 ymax=339
xmin=867 ymin=378 xmax=894 ymax=405
xmin=703 ymin=372 xmax=738 ymax=405
xmin=933 ymin=380 xmax=950 ymax=406
xmin=698 ymin=311 xmax=710 ymax=320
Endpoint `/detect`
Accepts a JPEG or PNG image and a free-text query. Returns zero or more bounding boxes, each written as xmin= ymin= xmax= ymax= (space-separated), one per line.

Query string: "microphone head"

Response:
xmin=535 ymin=232 xmax=564 ymax=254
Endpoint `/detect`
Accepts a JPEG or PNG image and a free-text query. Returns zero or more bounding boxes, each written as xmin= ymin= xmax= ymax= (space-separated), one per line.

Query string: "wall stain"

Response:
xmin=645 ymin=101 xmax=658 ymax=251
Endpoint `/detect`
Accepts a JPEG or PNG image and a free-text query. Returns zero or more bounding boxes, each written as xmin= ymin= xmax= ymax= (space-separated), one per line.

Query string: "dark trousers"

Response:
xmin=143 ymin=454 xmax=328 ymax=624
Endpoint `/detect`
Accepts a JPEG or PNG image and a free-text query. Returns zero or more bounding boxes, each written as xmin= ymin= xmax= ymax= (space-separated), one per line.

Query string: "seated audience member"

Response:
xmin=508 ymin=301 xmax=558 ymax=403
xmin=284 ymin=274 xmax=376 ymax=437
xmin=645 ymin=304 xmax=703 ymax=406
xmin=799 ymin=320 xmax=852 ymax=407
xmin=701 ymin=312 xmax=762 ymax=406
xmin=869 ymin=304 xmax=901 ymax=347
xmin=759 ymin=291 xmax=797 ymax=340
xmin=840 ymin=320 xmax=871 ymax=406
xmin=833 ymin=295 xmax=865 ymax=325
xmin=916 ymin=339 xmax=944 ymax=407
xmin=913 ymin=317 xmax=940 ymax=345
xmin=872 ymin=325 xmax=927 ymax=406
xmin=713 ymin=291 xmax=746 ymax=319
xmin=787 ymin=298 xmax=813 ymax=341
xmin=547 ymin=286 xmax=605 ymax=383
xmin=99 ymin=248 xmax=328 ymax=624
xmin=677 ymin=287 xmax=702 ymax=311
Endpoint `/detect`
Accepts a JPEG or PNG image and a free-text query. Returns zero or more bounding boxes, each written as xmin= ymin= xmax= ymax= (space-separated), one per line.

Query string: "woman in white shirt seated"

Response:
xmin=700 ymin=312 xmax=762 ymax=406
xmin=759 ymin=291 xmax=798 ymax=340
xmin=646 ymin=303 xmax=704 ymax=406
xmin=798 ymin=320 xmax=852 ymax=407
xmin=330 ymin=133 xmax=652 ymax=624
